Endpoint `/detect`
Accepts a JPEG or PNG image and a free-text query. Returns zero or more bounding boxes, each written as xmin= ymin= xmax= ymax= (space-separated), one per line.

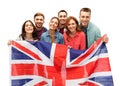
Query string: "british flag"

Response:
xmin=10 ymin=35 xmax=114 ymax=86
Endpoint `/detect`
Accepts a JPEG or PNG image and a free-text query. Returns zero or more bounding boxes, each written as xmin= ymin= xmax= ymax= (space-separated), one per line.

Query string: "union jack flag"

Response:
xmin=10 ymin=35 xmax=114 ymax=86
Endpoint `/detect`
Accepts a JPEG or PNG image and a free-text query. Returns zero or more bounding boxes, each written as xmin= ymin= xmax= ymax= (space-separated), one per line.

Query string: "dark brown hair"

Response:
xmin=80 ymin=7 xmax=91 ymax=15
xmin=58 ymin=10 xmax=68 ymax=16
xmin=21 ymin=20 xmax=38 ymax=40
xmin=34 ymin=12 xmax=45 ymax=19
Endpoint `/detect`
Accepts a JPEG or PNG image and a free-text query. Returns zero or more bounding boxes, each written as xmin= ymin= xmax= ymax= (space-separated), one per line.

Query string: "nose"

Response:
xmin=28 ymin=25 xmax=32 ymax=28
xmin=37 ymin=20 xmax=41 ymax=22
xmin=83 ymin=17 xmax=87 ymax=21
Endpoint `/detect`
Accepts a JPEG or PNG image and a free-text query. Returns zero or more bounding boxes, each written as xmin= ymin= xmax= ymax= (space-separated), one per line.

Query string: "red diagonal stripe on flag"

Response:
xmin=71 ymin=34 xmax=106 ymax=65
xmin=34 ymin=81 xmax=48 ymax=86
xmin=66 ymin=58 xmax=111 ymax=79
xmin=79 ymin=81 xmax=99 ymax=86
xmin=12 ymin=40 xmax=42 ymax=60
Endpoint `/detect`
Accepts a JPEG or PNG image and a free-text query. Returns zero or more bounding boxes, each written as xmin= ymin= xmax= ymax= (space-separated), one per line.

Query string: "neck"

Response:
xmin=69 ymin=31 xmax=76 ymax=37
xmin=25 ymin=34 xmax=33 ymax=41
xmin=80 ymin=24 xmax=88 ymax=29
xmin=49 ymin=30 xmax=56 ymax=36
xmin=59 ymin=24 xmax=66 ymax=29
xmin=36 ymin=26 xmax=42 ymax=31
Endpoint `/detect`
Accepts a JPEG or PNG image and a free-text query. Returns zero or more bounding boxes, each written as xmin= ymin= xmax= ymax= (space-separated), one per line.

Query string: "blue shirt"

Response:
xmin=86 ymin=22 xmax=101 ymax=48
xmin=40 ymin=30 xmax=64 ymax=44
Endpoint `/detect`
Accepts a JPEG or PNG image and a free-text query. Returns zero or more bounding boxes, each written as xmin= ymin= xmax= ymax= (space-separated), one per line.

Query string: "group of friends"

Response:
xmin=8 ymin=7 xmax=108 ymax=50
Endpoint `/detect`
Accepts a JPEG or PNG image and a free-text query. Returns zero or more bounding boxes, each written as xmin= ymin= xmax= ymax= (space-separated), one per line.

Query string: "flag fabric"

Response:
xmin=10 ymin=35 xmax=114 ymax=86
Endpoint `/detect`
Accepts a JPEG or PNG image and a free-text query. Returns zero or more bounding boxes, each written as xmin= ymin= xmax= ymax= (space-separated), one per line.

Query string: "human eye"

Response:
xmin=63 ymin=15 xmax=66 ymax=18
xmin=86 ymin=16 xmax=90 ymax=18
xmin=30 ymin=24 xmax=33 ymax=27
xmin=55 ymin=22 xmax=58 ymax=25
xmin=59 ymin=15 xmax=62 ymax=18
xmin=81 ymin=16 xmax=85 ymax=18
xmin=40 ymin=19 xmax=43 ymax=21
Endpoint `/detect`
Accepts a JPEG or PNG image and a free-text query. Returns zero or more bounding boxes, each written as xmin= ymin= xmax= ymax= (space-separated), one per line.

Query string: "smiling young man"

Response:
xmin=34 ymin=12 xmax=47 ymax=39
xmin=79 ymin=7 xmax=108 ymax=48
xmin=58 ymin=10 xmax=68 ymax=34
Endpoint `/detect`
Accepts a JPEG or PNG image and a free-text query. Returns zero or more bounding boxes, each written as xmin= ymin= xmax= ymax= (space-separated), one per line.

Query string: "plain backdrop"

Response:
xmin=0 ymin=0 xmax=119 ymax=86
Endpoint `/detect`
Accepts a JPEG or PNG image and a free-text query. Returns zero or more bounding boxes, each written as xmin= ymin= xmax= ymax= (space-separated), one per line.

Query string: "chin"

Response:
xmin=82 ymin=24 xmax=87 ymax=27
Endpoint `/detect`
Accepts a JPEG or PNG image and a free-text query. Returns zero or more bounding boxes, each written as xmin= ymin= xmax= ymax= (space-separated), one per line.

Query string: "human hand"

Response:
xmin=68 ymin=45 xmax=72 ymax=49
xmin=103 ymin=35 xmax=109 ymax=43
xmin=7 ymin=40 xmax=12 ymax=46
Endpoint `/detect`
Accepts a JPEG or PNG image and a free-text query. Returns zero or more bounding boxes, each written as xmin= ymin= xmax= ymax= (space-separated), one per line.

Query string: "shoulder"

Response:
xmin=56 ymin=31 xmax=63 ymax=37
xmin=77 ymin=31 xmax=85 ymax=37
xmin=88 ymin=22 xmax=100 ymax=31
xmin=63 ymin=32 xmax=68 ymax=37
xmin=43 ymin=27 xmax=48 ymax=31
xmin=16 ymin=35 xmax=23 ymax=41
xmin=41 ymin=31 xmax=48 ymax=36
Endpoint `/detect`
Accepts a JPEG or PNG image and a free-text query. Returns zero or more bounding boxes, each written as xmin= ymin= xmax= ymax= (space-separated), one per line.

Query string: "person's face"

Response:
xmin=79 ymin=11 xmax=91 ymax=27
xmin=58 ymin=12 xmax=67 ymax=25
xmin=67 ymin=19 xmax=77 ymax=33
xmin=25 ymin=22 xmax=34 ymax=34
xmin=34 ymin=16 xmax=44 ymax=28
xmin=49 ymin=18 xmax=59 ymax=31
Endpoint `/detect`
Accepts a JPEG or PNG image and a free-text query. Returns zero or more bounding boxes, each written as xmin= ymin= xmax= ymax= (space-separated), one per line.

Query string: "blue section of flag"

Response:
xmin=70 ymin=49 xmax=85 ymax=61
xmin=90 ymin=76 xmax=114 ymax=86
xmin=12 ymin=79 xmax=32 ymax=86
xmin=12 ymin=47 xmax=33 ymax=60
xmin=31 ymin=41 xmax=51 ymax=58
xmin=91 ymin=43 xmax=108 ymax=58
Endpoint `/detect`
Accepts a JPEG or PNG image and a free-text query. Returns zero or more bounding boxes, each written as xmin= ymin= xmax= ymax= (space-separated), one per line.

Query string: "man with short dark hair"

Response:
xmin=34 ymin=12 xmax=47 ymax=39
xmin=58 ymin=10 xmax=68 ymax=34
xmin=79 ymin=7 xmax=108 ymax=48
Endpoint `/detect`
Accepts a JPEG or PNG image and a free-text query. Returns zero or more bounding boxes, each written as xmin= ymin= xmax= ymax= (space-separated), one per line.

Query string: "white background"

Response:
xmin=0 ymin=0 xmax=120 ymax=86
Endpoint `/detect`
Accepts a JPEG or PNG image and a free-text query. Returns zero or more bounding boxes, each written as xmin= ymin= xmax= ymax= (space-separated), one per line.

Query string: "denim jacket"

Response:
xmin=40 ymin=30 xmax=64 ymax=44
